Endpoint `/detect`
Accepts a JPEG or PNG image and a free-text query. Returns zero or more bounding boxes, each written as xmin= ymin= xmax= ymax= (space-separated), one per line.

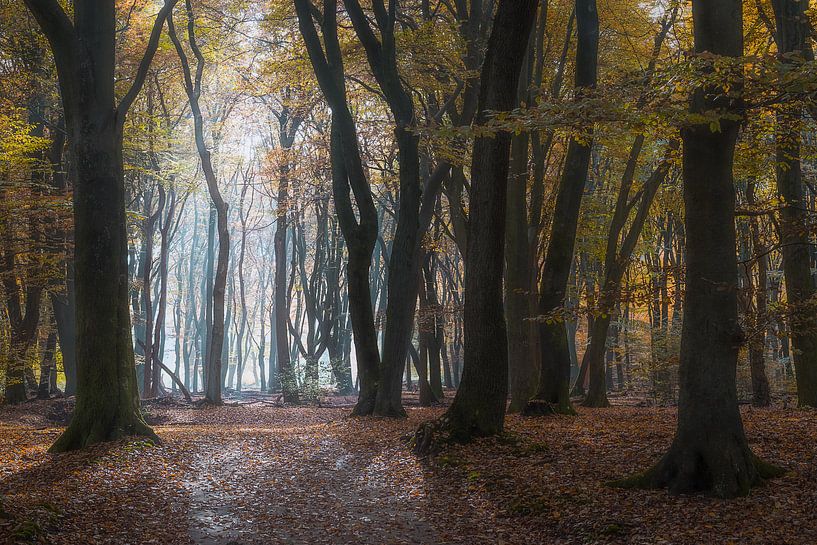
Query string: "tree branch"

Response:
xmin=117 ymin=0 xmax=180 ymax=124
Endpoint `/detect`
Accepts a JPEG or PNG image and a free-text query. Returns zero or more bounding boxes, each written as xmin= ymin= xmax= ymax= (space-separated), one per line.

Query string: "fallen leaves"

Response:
xmin=0 ymin=400 xmax=814 ymax=544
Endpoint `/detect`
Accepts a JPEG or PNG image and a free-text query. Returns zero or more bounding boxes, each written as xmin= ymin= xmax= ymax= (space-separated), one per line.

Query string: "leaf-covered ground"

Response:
xmin=0 ymin=399 xmax=815 ymax=544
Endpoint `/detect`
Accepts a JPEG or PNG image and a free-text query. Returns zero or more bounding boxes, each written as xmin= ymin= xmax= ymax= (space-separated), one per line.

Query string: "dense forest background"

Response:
xmin=4 ymin=0 xmax=812 ymax=409
xmin=1 ymin=0 xmax=817 ymax=542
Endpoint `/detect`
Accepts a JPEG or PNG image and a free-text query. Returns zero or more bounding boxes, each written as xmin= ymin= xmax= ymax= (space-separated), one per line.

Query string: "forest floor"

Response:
xmin=0 ymin=395 xmax=815 ymax=545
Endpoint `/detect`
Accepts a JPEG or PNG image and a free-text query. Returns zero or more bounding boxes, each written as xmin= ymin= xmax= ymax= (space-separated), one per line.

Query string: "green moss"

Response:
xmin=600 ymin=523 xmax=626 ymax=536
xmin=753 ymin=456 xmax=786 ymax=480
xmin=607 ymin=462 xmax=659 ymax=490
xmin=436 ymin=454 xmax=465 ymax=468
xmin=514 ymin=441 xmax=550 ymax=458
xmin=507 ymin=495 xmax=549 ymax=516
xmin=13 ymin=519 xmax=43 ymax=541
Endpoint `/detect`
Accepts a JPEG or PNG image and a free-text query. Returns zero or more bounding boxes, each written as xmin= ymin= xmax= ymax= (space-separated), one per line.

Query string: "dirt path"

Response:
xmin=174 ymin=411 xmax=444 ymax=545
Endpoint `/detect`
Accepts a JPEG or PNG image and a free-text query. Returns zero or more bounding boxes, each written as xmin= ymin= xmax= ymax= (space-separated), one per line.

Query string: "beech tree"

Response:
xmin=618 ymin=0 xmax=783 ymax=497
xmin=525 ymin=0 xmax=599 ymax=416
xmin=414 ymin=0 xmax=540 ymax=452
xmin=770 ymin=0 xmax=817 ymax=408
xmin=21 ymin=0 xmax=176 ymax=451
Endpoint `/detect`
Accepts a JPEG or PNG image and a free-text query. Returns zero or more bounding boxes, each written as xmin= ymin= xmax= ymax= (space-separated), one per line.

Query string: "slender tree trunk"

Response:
xmin=771 ymin=0 xmax=817 ymax=407
xmin=168 ymin=4 xmax=229 ymax=404
xmin=294 ymin=0 xmax=382 ymax=413
xmin=415 ymin=0 xmax=541 ymax=452
xmin=505 ymin=34 xmax=538 ymax=411
xmin=526 ymin=0 xmax=598 ymax=416
xmin=747 ymin=180 xmax=772 ymax=406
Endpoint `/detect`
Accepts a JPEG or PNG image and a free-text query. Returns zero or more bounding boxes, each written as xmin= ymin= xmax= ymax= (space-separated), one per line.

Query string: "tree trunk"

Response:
xmin=294 ymin=0 xmax=382 ymax=413
xmin=51 ymin=121 xmax=155 ymax=451
xmin=414 ymin=0 xmax=541 ymax=453
xmin=770 ymin=0 xmax=817 ymax=407
xmin=616 ymin=0 xmax=781 ymax=496
xmin=747 ymin=180 xmax=772 ymax=407
xmin=526 ymin=0 xmax=598 ymax=416
xmin=23 ymin=0 xmax=173 ymax=449
xmin=505 ymin=36 xmax=539 ymax=411
xmin=168 ymin=3 xmax=229 ymax=405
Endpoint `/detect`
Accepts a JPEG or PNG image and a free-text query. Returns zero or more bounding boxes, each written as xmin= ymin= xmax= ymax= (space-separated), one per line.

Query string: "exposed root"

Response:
xmin=582 ymin=395 xmax=611 ymax=408
xmin=411 ymin=415 xmax=453 ymax=457
xmin=609 ymin=446 xmax=785 ymax=498
xmin=49 ymin=415 xmax=159 ymax=453
xmin=350 ymin=392 xmax=377 ymax=417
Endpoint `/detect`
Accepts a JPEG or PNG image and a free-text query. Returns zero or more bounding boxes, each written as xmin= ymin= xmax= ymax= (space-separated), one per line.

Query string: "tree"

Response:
xmin=616 ymin=0 xmax=782 ymax=497
xmin=294 ymin=0 xmax=382 ymax=413
xmin=167 ymin=0 xmax=229 ymax=405
xmin=770 ymin=0 xmax=817 ymax=408
xmin=22 ymin=0 xmax=176 ymax=451
xmin=525 ymin=0 xmax=599 ymax=416
xmin=413 ymin=0 xmax=540 ymax=453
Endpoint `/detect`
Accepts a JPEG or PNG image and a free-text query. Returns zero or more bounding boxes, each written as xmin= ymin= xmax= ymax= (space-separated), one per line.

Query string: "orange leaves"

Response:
xmin=0 ymin=400 xmax=814 ymax=544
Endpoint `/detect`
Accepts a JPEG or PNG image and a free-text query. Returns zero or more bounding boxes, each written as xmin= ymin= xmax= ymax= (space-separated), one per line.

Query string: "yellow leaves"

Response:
xmin=0 ymin=111 xmax=48 ymax=166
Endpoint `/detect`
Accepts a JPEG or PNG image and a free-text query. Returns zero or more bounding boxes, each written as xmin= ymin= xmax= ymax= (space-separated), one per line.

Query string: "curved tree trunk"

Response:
xmin=294 ymin=0 xmax=382 ymax=414
xmin=168 ymin=3 xmax=229 ymax=405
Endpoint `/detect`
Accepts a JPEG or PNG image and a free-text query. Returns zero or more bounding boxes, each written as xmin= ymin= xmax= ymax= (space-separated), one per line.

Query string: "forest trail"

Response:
xmin=181 ymin=419 xmax=438 ymax=544
xmin=1 ymin=401 xmax=817 ymax=544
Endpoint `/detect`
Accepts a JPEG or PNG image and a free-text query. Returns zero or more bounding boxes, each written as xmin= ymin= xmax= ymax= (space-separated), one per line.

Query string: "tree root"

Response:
xmin=49 ymin=414 xmax=160 ymax=453
xmin=609 ymin=446 xmax=785 ymax=498
xmin=411 ymin=415 xmax=453 ymax=457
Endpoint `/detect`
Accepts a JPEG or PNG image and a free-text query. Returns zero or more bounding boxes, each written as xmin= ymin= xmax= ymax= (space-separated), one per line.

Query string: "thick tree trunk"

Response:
xmin=616 ymin=0 xmax=781 ymax=496
xmin=23 ymin=0 xmax=174 ymax=449
xmin=51 ymin=122 xmax=155 ymax=451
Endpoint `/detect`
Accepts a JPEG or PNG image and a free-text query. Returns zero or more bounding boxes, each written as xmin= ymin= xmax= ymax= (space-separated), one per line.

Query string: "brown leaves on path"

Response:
xmin=0 ymin=401 xmax=815 ymax=544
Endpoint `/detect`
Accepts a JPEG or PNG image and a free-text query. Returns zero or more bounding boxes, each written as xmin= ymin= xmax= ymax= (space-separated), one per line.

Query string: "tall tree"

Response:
xmin=22 ymin=0 xmax=175 ymax=451
xmin=167 ymin=0 xmax=229 ymax=405
xmin=617 ymin=0 xmax=782 ymax=496
xmin=525 ymin=0 xmax=599 ymax=416
xmin=343 ymin=0 xmax=450 ymax=417
xmin=294 ymin=0 xmax=382 ymax=414
xmin=414 ymin=0 xmax=540 ymax=453
xmin=770 ymin=0 xmax=817 ymax=407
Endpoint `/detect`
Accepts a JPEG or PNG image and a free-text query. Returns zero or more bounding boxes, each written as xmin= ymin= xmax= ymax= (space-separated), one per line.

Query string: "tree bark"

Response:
xmin=616 ymin=0 xmax=782 ymax=496
xmin=414 ymin=0 xmax=541 ymax=453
